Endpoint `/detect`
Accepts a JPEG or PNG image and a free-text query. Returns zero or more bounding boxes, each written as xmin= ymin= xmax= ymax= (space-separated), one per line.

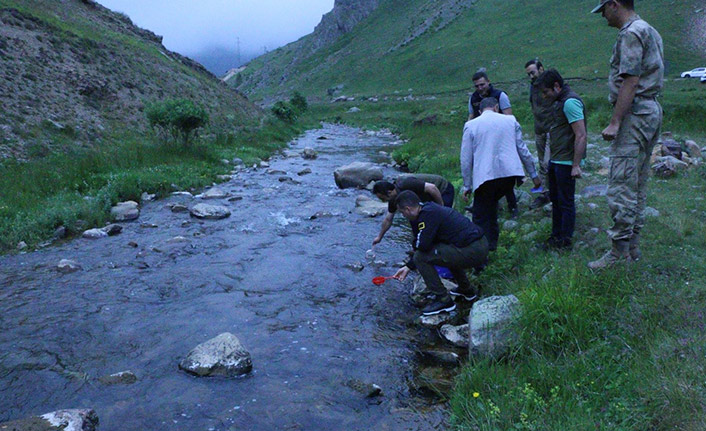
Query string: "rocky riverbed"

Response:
xmin=0 ymin=125 xmax=459 ymax=431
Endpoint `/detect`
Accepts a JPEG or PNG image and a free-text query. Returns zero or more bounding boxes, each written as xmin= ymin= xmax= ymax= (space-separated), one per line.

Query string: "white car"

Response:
xmin=701 ymin=75 xmax=706 ymax=83
xmin=681 ymin=67 xmax=706 ymax=78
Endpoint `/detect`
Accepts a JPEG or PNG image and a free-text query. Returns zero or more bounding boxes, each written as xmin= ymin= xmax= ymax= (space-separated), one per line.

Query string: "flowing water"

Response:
xmin=0 ymin=124 xmax=457 ymax=430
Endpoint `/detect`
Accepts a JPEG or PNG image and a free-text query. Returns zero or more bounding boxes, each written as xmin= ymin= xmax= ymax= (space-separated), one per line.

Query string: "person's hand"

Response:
xmin=602 ymin=123 xmax=620 ymax=141
xmin=532 ymin=177 xmax=542 ymax=188
xmin=463 ymin=189 xmax=473 ymax=201
xmin=372 ymin=235 xmax=382 ymax=246
xmin=571 ymin=165 xmax=582 ymax=179
xmin=393 ymin=266 xmax=410 ymax=281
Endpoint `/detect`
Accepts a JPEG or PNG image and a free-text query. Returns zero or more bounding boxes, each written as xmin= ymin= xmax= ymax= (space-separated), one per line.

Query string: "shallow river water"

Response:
xmin=0 ymin=124 xmax=455 ymax=430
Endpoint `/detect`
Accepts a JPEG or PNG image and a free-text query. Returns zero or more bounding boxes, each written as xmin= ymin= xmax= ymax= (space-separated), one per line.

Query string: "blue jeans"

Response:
xmin=548 ymin=163 xmax=576 ymax=243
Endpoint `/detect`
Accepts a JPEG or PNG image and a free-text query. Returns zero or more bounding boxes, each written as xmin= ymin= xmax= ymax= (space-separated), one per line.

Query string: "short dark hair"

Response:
xmin=536 ymin=69 xmax=564 ymax=90
xmin=472 ymin=71 xmax=489 ymax=82
xmin=479 ymin=97 xmax=499 ymax=111
xmin=525 ymin=59 xmax=543 ymax=69
xmin=372 ymin=181 xmax=395 ymax=195
xmin=395 ymin=190 xmax=421 ymax=209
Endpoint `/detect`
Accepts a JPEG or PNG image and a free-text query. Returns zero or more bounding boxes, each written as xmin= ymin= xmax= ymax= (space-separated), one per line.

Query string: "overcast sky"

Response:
xmin=97 ymin=0 xmax=335 ymax=60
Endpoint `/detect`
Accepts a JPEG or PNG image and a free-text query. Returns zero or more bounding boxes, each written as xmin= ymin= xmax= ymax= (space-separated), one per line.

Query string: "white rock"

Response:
xmin=82 ymin=228 xmax=108 ymax=239
xmin=17 ymin=241 xmax=27 ymax=250
xmin=469 ymin=295 xmax=521 ymax=358
xmin=417 ymin=312 xmax=455 ymax=328
xmin=190 ymin=204 xmax=231 ymax=220
xmin=57 ymin=259 xmax=82 ymax=273
xmin=301 ymin=147 xmax=318 ymax=159
xmin=39 ymin=409 xmax=99 ymax=431
xmin=354 ymin=194 xmax=388 ymax=217
xmin=198 ymin=187 xmax=228 ymax=199
xmin=644 ymin=206 xmax=660 ymax=217
xmin=179 ymin=333 xmax=252 ymax=377
xmin=141 ymin=192 xmax=156 ymax=202
xmin=171 ymin=191 xmax=194 ymax=198
xmin=111 ymin=201 xmax=139 ymax=221
xmin=333 ymin=162 xmax=383 ymax=189
xmin=440 ymin=324 xmax=469 ymax=348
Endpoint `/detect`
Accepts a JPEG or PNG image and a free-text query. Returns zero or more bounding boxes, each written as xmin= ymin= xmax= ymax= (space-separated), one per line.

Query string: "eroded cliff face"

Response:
xmin=309 ymin=0 xmax=381 ymax=51
xmin=0 ymin=0 xmax=260 ymax=160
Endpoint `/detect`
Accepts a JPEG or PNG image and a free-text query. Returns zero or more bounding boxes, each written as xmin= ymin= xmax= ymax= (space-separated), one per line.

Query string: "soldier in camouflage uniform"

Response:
xmin=588 ymin=0 xmax=664 ymax=269
xmin=525 ymin=59 xmax=555 ymax=208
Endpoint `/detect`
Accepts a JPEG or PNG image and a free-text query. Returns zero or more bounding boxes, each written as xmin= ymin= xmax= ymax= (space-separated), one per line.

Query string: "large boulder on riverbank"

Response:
xmin=0 ymin=409 xmax=99 ymax=431
xmin=189 ymin=204 xmax=231 ymax=220
xmin=110 ymin=201 xmax=139 ymax=221
xmin=333 ymin=162 xmax=383 ymax=189
xmin=469 ymin=295 xmax=520 ymax=358
xmin=179 ymin=333 xmax=252 ymax=377
xmin=354 ymin=194 xmax=387 ymax=217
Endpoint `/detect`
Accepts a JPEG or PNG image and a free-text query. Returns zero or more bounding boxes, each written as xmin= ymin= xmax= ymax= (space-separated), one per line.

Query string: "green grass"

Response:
xmin=239 ymin=0 xmax=706 ymax=101
xmin=299 ymin=79 xmax=706 ymax=429
xmin=0 ymin=117 xmax=305 ymax=251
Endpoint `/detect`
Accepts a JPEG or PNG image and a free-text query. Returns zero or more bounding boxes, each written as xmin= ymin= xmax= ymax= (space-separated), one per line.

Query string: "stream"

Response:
xmin=0 ymin=124 xmax=457 ymax=430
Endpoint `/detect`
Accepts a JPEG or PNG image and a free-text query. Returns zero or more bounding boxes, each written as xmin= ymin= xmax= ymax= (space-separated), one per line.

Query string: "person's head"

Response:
xmin=592 ymin=0 xmax=634 ymax=28
xmin=479 ymin=97 xmax=499 ymax=113
xmin=536 ymin=69 xmax=565 ymax=102
xmin=395 ymin=190 xmax=422 ymax=221
xmin=525 ymin=59 xmax=545 ymax=83
xmin=472 ymin=71 xmax=491 ymax=96
xmin=372 ymin=181 xmax=396 ymax=202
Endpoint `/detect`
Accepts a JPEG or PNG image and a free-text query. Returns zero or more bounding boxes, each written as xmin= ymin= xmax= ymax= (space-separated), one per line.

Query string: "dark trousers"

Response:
xmin=413 ymin=237 xmax=489 ymax=297
xmin=472 ymin=177 xmax=517 ymax=251
xmin=504 ymin=189 xmax=517 ymax=210
xmin=548 ymin=163 xmax=576 ymax=242
xmin=441 ymin=183 xmax=455 ymax=208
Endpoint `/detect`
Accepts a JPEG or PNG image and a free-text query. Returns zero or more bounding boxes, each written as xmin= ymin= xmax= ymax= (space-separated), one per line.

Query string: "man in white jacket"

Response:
xmin=461 ymin=97 xmax=541 ymax=250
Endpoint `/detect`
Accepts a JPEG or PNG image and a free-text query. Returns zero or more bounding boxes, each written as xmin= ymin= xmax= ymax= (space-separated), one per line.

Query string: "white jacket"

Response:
xmin=461 ymin=110 xmax=537 ymax=193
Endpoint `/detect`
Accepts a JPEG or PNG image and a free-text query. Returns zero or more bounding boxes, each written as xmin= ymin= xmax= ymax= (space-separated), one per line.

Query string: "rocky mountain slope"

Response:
xmin=0 ymin=0 xmax=261 ymax=160
xmin=234 ymin=0 xmax=706 ymax=101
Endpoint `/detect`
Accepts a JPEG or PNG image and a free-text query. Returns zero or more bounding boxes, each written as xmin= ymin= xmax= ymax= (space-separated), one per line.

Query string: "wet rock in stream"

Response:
xmin=189 ymin=204 xmax=231 ymax=220
xmin=99 ymin=370 xmax=137 ymax=385
xmin=197 ymin=187 xmax=229 ymax=199
xmin=345 ymin=379 xmax=383 ymax=398
xmin=333 ymin=162 xmax=383 ymax=189
xmin=354 ymin=194 xmax=387 ymax=217
xmin=57 ymin=259 xmax=81 ymax=273
xmin=179 ymin=333 xmax=252 ymax=377
xmin=0 ymin=409 xmax=99 ymax=431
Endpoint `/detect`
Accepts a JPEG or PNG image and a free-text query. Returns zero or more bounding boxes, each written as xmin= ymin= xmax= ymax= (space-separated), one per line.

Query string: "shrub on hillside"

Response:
xmin=290 ymin=91 xmax=308 ymax=113
xmin=271 ymin=101 xmax=298 ymax=123
xmin=146 ymin=98 xmax=209 ymax=147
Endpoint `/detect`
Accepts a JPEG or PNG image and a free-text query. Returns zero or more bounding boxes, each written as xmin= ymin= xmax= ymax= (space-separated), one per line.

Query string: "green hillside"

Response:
xmin=238 ymin=0 xmax=706 ymax=99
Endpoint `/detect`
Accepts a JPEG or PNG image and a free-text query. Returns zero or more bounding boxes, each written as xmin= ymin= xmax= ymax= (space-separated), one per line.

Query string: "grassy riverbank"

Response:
xmin=0 ymin=117 xmax=309 ymax=252
xmin=302 ymin=79 xmax=706 ymax=429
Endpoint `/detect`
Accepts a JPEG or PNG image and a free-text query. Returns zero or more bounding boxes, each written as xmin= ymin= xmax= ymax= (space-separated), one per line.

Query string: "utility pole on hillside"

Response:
xmin=236 ymin=37 xmax=241 ymax=66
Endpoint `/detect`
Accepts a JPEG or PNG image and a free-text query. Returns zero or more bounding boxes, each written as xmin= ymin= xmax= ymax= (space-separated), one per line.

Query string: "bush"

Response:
xmin=290 ymin=91 xmax=308 ymax=113
xmin=145 ymin=98 xmax=209 ymax=147
xmin=271 ymin=101 xmax=298 ymax=123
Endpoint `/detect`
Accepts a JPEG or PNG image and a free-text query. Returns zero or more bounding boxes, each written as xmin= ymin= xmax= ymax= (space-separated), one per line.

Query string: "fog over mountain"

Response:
xmin=96 ymin=0 xmax=334 ymax=75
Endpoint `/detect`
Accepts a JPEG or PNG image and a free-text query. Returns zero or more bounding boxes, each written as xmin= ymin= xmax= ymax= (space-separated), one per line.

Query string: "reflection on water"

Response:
xmin=0 ymin=125 xmax=455 ymax=430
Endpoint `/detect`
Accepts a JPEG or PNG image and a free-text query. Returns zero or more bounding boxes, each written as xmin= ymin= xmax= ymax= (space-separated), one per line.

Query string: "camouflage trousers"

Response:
xmin=535 ymin=132 xmax=550 ymax=184
xmin=606 ymin=100 xmax=662 ymax=240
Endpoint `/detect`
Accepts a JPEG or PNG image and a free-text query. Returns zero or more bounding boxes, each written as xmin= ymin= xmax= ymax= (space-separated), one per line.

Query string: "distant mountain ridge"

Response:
xmin=0 ymin=0 xmax=260 ymax=160
xmin=235 ymin=0 xmax=706 ymax=101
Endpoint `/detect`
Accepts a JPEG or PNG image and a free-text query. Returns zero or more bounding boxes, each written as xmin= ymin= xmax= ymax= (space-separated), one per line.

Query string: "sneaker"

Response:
xmin=449 ymin=289 xmax=478 ymax=302
xmin=421 ymin=296 xmax=456 ymax=316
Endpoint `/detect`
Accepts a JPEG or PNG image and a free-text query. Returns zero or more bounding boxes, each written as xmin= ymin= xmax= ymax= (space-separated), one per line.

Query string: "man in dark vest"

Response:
xmin=525 ymin=59 xmax=555 ymax=209
xmin=467 ymin=71 xmax=517 ymax=216
xmin=535 ymin=69 xmax=587 ymax=249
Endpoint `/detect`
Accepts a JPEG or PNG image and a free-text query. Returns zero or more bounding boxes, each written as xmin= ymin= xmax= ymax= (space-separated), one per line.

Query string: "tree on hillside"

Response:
xmin=146 ymin=98 xmax=209 ymax=147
